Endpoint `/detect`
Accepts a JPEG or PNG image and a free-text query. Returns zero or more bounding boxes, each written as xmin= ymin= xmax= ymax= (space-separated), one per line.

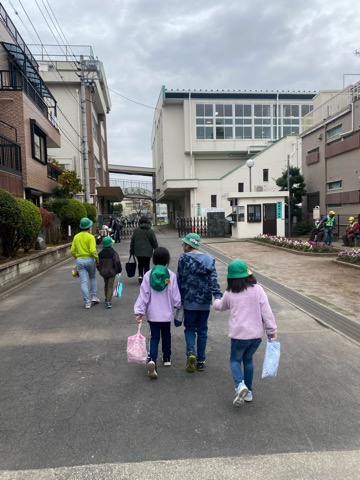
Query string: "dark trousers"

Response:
xmin=136 ymin=256 xmax=151 ymax=277
xmin=104 ymin=276 xmax=115 ymax=302
xmin=148 ymin=321 xmax=171 ymax=362
xmin=342 ymin=233 xmax=357 ymax=246
xmin=309 ymin=229 xmax=324 ymax=242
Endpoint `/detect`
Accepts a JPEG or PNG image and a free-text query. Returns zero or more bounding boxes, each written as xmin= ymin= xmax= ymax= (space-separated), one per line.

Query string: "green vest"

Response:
xmin=325 ymin=216 xmax=335 ymax=227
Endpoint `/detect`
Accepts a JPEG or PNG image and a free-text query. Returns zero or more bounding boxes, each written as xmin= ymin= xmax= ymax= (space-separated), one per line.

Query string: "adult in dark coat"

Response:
xmin=130 ymin=216 xmax=158 ymax=283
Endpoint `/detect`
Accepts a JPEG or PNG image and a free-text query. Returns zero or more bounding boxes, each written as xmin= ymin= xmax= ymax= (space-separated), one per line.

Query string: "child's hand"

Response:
xmin=270 ymin=333 xmax=277 ymax=340
xmin=135 ymin=315 xmax=142 ymax=323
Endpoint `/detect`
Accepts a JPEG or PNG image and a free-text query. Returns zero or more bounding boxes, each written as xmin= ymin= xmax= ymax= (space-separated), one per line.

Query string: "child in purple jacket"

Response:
xmin=134 ymin=247 xmax=181 ymax=379
xmin=214 ymin=259 xmax=277 ymax=407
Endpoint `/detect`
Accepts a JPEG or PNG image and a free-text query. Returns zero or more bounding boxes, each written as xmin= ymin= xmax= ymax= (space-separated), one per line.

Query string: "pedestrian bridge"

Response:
xmin=108 ymin=164 xmax=155 ymax=200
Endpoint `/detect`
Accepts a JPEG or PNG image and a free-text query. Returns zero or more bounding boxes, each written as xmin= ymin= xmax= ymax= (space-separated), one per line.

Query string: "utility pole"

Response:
xmin=287 ymin=154 xmax=291 ymax=238
xmin=80 ymin=55 xmax=90 ymax=203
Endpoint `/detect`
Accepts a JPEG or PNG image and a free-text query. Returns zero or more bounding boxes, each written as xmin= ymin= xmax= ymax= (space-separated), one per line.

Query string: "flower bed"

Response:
xmin=254 ymin=235 xmax=360 ymax=265
xmin=254 ymin=234 xmax=338 ymax=253
xmin=336 ymin=249 xmax=360 ymax=265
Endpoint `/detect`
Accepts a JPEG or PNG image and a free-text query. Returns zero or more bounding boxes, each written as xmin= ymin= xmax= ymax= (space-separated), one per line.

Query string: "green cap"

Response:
xmin=102 ymin=236 xmax=114 ymax=248
xmin=79 ymin=217 xmax=93 ymax=230
xmin=182 ymin=233 xmax=201 ymax=249
xmin=150 ymin=265 xmax=170 ymax=291
xmin=227 ymin=259 xmax=252 ymax=279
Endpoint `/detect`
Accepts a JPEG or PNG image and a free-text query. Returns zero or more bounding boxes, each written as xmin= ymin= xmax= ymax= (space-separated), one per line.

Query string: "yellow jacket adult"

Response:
xmin=71 ymin=217 xmax=100 ymax=309
xmin=71 ymin=230 xmax=99 ymax=260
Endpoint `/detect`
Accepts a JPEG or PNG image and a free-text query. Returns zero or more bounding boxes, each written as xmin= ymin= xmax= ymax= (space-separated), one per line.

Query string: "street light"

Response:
xmin=246 ymin=159 xmax=254 ymax=192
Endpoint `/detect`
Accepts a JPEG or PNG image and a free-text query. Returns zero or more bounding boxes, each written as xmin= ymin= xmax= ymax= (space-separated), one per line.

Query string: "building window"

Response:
xmin=327 ymin=180 xmax=342 ymax=190
xmin=30 ymin=119 xmax=47 ymax=164
xmin=263 ymin=169 xmax=269 ymax=182
xmin=91 ymin=114 xmax=98 ymax=143
xmin=247 ymin=204 xmax=261 ymax=222
xmin=238 ymin=183 xmax=244 ymax=192
xmin=195 ymin=102 xmax=313 ymax=140
xmin=327 ymin=125 xmax=342 ymax=139
xmin=211 ymin=195 xmax=217 ymax=208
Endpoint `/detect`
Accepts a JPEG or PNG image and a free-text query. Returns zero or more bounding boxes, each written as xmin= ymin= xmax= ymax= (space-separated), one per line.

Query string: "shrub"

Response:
xmin=0 ymin=188 xmax=22 ymax=257
xmin=83 ymin=202 xmax=97 ymax=222
xmin=39 ymin=207 xmax=54 ymax=229
xmin=59 ymin=199 xmax=87 ymax=237
xmin=293 ymin=221 xmax=313 ymax=236
xmin=15 ymin=198 xmax=42 ymax=252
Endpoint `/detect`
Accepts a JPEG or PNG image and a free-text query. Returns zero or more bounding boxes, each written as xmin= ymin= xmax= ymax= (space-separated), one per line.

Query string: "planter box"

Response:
xmin=0 ymin=244 xmax=72 ymax=295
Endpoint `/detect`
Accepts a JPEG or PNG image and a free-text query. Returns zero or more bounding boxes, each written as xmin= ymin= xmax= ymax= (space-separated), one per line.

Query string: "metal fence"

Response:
xmin=177 ymin=217 xmax=208 ymax=238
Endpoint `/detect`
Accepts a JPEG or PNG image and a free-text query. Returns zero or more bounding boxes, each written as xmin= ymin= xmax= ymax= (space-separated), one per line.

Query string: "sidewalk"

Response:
xmin=203 ymin=236 xmax=359 ymax=324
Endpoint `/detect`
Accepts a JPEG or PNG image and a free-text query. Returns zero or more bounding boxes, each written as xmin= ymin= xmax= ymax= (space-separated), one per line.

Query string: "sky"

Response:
xmin=3 ymin=0 xmax=360 ymax=182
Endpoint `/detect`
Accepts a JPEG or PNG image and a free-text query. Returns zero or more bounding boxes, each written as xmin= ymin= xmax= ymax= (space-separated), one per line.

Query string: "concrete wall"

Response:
xmin=0 ymin=244 xmax=71 ymax=295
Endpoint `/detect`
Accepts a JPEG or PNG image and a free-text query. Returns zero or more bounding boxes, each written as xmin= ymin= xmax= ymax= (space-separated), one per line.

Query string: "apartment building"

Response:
xmin=152 ymin=86 xmax=316 ymax=222
xmin=36 ymin=45 xmax=121 ymax=213
xmin=301 ymin=83 xmax=360 ymax=218
xmin=0 ymin=3 xmax=61 ymax=204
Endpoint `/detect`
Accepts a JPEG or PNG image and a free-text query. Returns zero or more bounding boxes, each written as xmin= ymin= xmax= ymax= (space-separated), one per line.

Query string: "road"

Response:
xmin=0 ymin=231 xmax=359 ymax=479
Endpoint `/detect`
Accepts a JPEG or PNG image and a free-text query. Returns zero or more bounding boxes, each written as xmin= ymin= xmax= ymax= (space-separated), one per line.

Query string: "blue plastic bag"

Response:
xmin=113 ymin=273 xmax=123 ymax=298
xmin=262 ymin=338 xmax=280 ymax=378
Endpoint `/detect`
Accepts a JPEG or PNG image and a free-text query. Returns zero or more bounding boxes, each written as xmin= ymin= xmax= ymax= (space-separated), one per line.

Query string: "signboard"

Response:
xmin=207 ymin=212 xmax=225 ymax=237
xmin=196 ymin=203 xmax=201 ymax=216
xmin=276 ymin=201 xmax=282 ymax=219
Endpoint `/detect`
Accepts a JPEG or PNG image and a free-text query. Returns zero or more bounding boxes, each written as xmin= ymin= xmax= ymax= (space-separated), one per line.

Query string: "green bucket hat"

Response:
xmin=150 ymin=265 xmax=170 ymax=291
xmin=227 ymin=259 xmax=252 ymax=279
xmin=102 ymin=236 xmax=114 ymax=248
xmin=79 ymin=217 xmax=93 ymax=230
xmin=182 ymin=233 xmax=201 ymax=249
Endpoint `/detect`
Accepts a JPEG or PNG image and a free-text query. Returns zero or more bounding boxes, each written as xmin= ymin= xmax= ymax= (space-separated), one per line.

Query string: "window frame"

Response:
xmin=247 ymin=204 xmax=261 ymax=223
xmin=30 ymin=119 xmax=47 ymax=164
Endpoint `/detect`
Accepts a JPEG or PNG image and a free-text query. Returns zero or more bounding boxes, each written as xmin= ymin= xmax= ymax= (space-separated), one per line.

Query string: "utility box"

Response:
xmin=313 ymin=206 xmax=320 ymax=220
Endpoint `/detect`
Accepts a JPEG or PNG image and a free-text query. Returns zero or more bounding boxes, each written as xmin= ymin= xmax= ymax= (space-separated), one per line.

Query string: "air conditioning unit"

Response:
xmin=256 ymin=186 xmax=264 ymax=192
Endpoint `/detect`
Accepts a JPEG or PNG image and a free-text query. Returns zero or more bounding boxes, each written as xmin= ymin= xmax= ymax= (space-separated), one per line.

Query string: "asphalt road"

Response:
xmin=0 ymin=231 xmax=359 ymax=479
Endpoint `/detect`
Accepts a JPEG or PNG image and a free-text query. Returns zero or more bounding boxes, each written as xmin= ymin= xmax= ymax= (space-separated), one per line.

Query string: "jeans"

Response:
xmin=76 ymin=258 xmax=97 ymax=304
xmin=324 ymin=227 xmax=334 ymax=246
xmin=136 ymin=256 xmax=151 ymax=277
xmin=148 ymin=321 xmax=171 ymax=363
xmin=184 ymin=309 xmax=210 ymax=362
xmin=104 ymin=276 xmax=115 ymax=302
xmin=230 ymin=338 xmax=262 ymax=390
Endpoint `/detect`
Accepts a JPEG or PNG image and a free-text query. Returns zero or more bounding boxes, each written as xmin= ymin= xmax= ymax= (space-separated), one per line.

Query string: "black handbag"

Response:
xmin=125 ymin=255 xmax=137 ymax=278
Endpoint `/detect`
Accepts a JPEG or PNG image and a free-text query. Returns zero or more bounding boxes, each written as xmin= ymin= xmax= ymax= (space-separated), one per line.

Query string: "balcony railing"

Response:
xmin=0 ymin=133 xmax=22 ymax=174
xmin=0 ymin=69 xmax=59 ymax=131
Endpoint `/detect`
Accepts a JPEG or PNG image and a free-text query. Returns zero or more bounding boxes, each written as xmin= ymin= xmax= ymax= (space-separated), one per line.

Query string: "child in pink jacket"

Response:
xmin=214 ymin=259 xmax=277 ymax=407
xmin=134 ymin=247 xmax=181 ymax=379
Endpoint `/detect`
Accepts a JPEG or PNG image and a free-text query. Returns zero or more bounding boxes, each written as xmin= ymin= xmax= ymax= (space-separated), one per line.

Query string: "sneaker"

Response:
xmin=163 ymin=357 xmax=171 ymax=367
xmin=138 ymin=276 xmax=143 ymax=285
xmin=106 ymin=302 xmax=112 ymax=309
xmin=186 ymin=353 xmax=196 ymax=373
xmin=85 ymin=302 xmax=91 ymax=309
xmin=233 ymin=382 xmax=248 ymax=407
xmin=196 ymin=361 xmax=205 ymax=371
xmin=244 ymin=391 xmax=253 ymax=402
xmin=91 ymin=296 xmax=100 ymax=304
xmin=147 ymin=360 xmax=158 ymax=379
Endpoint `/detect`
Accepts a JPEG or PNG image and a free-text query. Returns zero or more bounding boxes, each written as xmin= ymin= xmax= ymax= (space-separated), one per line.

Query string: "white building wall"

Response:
xmin=163 ymin=104 xmax=187 ymax=179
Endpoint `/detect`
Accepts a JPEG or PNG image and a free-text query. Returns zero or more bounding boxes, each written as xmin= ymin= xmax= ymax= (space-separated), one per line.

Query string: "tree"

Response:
xmin=54 ymin=170 xmax=84 ymax=198
xmin=275 ymin=166 xmax=306 ymax=221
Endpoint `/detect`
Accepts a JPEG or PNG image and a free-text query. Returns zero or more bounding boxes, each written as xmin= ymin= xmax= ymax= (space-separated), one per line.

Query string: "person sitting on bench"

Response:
xmin=309 ymin=219 xmax=324 ymax=242
xmin=342 ymin=216 xmax=359 ymax=247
